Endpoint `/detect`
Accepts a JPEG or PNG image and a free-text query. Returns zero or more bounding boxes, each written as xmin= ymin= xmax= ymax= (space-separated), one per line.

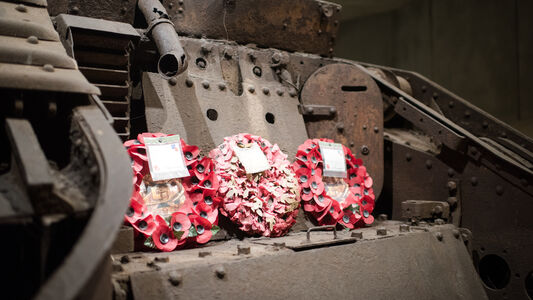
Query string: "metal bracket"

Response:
xmin=298 ymin=104 xmax=337 ymax=117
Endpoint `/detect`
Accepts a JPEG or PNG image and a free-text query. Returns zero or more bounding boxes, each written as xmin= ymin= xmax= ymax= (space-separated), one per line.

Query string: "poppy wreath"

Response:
xmin=209 ymin=133 xmax=300 ymax=237
xmin=123 ymin=133 xmax=221 ymax=252
xmin=291 ymin=138 xmax=375 ymax=229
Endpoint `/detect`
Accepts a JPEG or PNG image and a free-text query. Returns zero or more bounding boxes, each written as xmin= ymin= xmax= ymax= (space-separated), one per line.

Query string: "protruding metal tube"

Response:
xmin=138 ymin=0 xmax=188 ymax=77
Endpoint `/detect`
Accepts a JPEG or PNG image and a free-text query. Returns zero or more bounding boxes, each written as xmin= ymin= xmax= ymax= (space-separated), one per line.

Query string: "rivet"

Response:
xmin=202 ymin=81 xmax=210 ymax=89
xmin=336 ymin=123 xmax=344 ymax=132
xmin=432 ymin=92 xmax=438 ymax=99
xmin=329 ymin=107 xmax=337 ymax=115
xmin=262 ymin=87 xmax=270 ymax=95
xmin=406 ymin=153 xmax=412 ymax=161
xmin=168 ymin=77 xmax=177 ymax=86
xmin=317 ymin=29 xmax=322 ymax=35
xmin=496 ymin=185 xmax=504 ymax=195
xmin=289 ymin=88 xmax=297 ymax=97
xmin=178 ymin=0 xmax=184 ymax=4
xmin=376 ymin=227 xmax=387 ymax=236
xmin=27 ymin=36 xmax=38 ymax=44
xmin=169 ymin=2 xmax=174 ymax=8
xmin=185 ymin=78 xmax=193 ymax=87
xmin=349 ymin=142 xmax=354 ymax=147
xmin=305 ymin=106 xmax=314 ymax=114
xmin=363 ymin=125 xmax=367 ymax=130
xmin=425 ymin=160 xmax=432 ymax=169
xmin=447 ymin=181 xmax=457 ymax=193
xmin=447 ymin=196 xmax=457 ymax=208
xmin=120 ymin=7 xmax=127 ymax=14
xmin=399 ymin=224 xmax=410 ymax=232
xmin=361 ymin=145 xmax=370 ymax=155
xmin=215 ymin=266 xmax=226 ymax=279
xmin=329 ymin=48 xmax=334 ymax=53
xmin=471 ymin=177 xmax=478 ymax=186
xmin=334 ymin=20 xmax=339 ymax=26
xmin=435 ymin=232 xmax=443 ymax=241
xmin=464 ymin=110 xmax=471 ymax=118
xmin=373 ymin=126 xmax=379 ymax=133
xmin=501 ymin=132 xmax=507 ymax=138
xmin=447 ymin=168 xmax=455 ymax=177
xmin=178 ymin=7 xmax=183 ymax=13
xmin=248 ymin=85 xmax=255 ymax=93
xmin=168 ymin=271 xmax=183 ymax=286
xmin=223 ymin=48 xmax=233 ymax=59
xmin=271 ymin=53 xmax=281 ymax=64
xmin=482 ymin=121 xmax=488 ymax=129
xmin=432 ymin=205 xmax=443 ymax=215
xmin=452 ymin=229 xmax=460 ymax=239
xmin=253 ymin=66 xmax=262 ymax=77
xmin=282 ymin=23 xmax=288 ymax=30
xmin=43 ymin=64 xmax=54 ymax=72
xmin=15 ymin=4 xmax=27 ymax=12
xmin=71 ymin=6 xmax=79 ymax=14
xmin=276 ymin=89 xmax=284 ymax=96
xmin=218 ymin=83 xmax=226 ymax=90
xmin=237 ymin=245 xmax=251 ymax=255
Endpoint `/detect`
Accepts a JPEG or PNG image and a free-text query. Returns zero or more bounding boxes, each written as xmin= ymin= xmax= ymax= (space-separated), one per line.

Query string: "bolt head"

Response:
xmin=185 ymin=78 xmax=194 ymax=87
xmin=452 ymin=229 xmax=460 ymax=239
xmin=361 ymin=145 xmax=370 ymax=155
xmin=43 ymin=64 xmax=54 ymax=72
xmin=215 ymin=266 xmax=226 ymax=279
xmin=262 ymin=87 xmax=270 ymax=95
xmin=168 ymin=77 xmax=177 ymax=86
xmin=276 ymin=89 xmax=284 ymax=96
xmin=202 ymin=81 xmax=210 ymax=89
xmin=435 ymin=232 xmax=443 ymax=241
xmin=16 ymin=4 xmax=27 ymax=12
xmin=27 ymin=36 xmax=38 ymax=44
xmin=218 ymin=83 xmax=226 ymax=90
xmin=248 ymin=85 xmax=255 ymax=93
xmin=447 ymin=181 xmax=457 ymax=193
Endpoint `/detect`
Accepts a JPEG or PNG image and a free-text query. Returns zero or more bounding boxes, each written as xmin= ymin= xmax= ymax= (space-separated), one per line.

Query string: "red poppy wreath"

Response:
xmin=291 ymin=139 xmax=375 ymax=229
xmin=123 ymin=133 xmax=221 ymax=252
xmin=209 ymin=133 xmax=300 ymax=237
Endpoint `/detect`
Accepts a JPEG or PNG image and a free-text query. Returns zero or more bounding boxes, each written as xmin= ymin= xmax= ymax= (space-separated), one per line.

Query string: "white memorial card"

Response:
xmin=231 ymin=142 xmax=271 ymax=174
xmin=319 ymin=141 xmax=347 ymax=178
xmin=145 ymin=135 xmax=190 ymax=181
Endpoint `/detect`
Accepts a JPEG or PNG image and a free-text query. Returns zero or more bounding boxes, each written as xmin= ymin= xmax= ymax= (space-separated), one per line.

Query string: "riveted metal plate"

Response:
xmin=0 ymin=35 xmax=77 ymax=69
xmin=300 ymin=63 xmax=384 ymax=197
xmin=162 ymin=0 xmax=341 ymax=56
xmin=0 ymin=1 xmax=59 ymax=41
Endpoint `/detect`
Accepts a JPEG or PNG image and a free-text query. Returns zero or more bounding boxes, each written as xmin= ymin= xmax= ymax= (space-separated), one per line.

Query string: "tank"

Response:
xmin=1 ymin=0 xmax=532 ymax=299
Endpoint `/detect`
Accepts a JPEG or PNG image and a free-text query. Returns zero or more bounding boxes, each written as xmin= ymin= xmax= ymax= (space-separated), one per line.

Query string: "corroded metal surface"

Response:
xmin=112 ymin=222 xmax=487 ymax=300
xmin=300 ymin=63 xmax=384 ymax=197
xmin=46 ymin=0 xmax=137 ymax=24
xmin=162 ymin=0 xmax=341 ymax=56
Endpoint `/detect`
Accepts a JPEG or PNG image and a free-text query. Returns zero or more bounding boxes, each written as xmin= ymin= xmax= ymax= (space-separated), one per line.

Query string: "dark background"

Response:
xmin=334 ymin=0 xmax=533 ymax=137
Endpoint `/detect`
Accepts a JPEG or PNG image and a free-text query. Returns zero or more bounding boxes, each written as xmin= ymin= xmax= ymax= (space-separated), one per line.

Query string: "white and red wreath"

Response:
xmin=291 ymin=138 xmax=375 ymax=229
xmin=123 ymin=133 xmax=221 ymax=252
xmin=209 ymin=133 xmax=300 ymax=237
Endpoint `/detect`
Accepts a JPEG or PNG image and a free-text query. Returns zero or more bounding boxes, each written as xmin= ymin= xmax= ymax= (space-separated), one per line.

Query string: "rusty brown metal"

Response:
xmin=300 ymin=63 xmax=384 ymax=198
xmin=401 ymin=200 xmax=450 ymax=221
xmin=46 ymin=0 xmax=137 ymax=24
xmin=112 ymin=222 xmax=487 ymax=300
xmin=161 ymin=0 xmax=341 ymax=56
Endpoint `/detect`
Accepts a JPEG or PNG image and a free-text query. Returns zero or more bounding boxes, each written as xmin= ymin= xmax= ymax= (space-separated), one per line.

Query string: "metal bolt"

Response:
xmin=237 ymin=245 xmax=251 ymax=255
xmin=421 ymin=85 xmax=427 ymax=93
xmin=334 ymin=20 xmax=339 ymax=26
xmin=178 ymin=0 xmax=184 ymax=4
xmin=282 ymin=23 xmax=288 ymax=30
xmin=362 ymin=124 xmax=367 ymax=130
xmin=399 ymin=224 xmax=410 ymax=232
xmin=289 ymin=89 xmax=297 ymax=97
xmin=199 ymin=251 xmax=212 ymax=257
xmin=15 ymin=4 xmax=27 ymax=12
xmin=464 ymin=110 xmax=471 ymax=118
xmin=434 ymin=218 xmax=445 ymax=225
xmin=373 ymin=126 xmax=379 ymax=133
xmin=202 ymin=81 xmax=210 ymax=89
xmin=168 ymin=271 xmax=183 ymax=286
xmin=271 ymin=52 xmax=281 ymax=64
xmin=482 ymin=121 xmax=488 ymax=129
xmin=262 ymin=87 xmax=270 ymax=95
xmin=169 ymin=2 xmax=174 ymax=8
xmin=71 ymin=6 xmax=79 ymax=14
xmin=435 ymin=232 xmax=443 ymax=241
xmin=376 ymin=227 xmax=387 ymax=236
xmin=276 ymin=89 xmax=284 ymax=96
xmin=432 ymin=205 xmax=443 ymax=215
xmin=305 ymin=106 xmax=314 ymax=114
xmin=447 ymin=168 xmax=455 ymax=177
xmin=447 ymin=181 xmax=457 ymax=193
xmin=248 ymin=85 xmax=255 ymax=93
xmin=317 ymin=29 xmax=322 ymax=35
xmin=178 ymin=7 xmax=183 ymax=13
xmin=471 ymin=177 xmax=478 ymax=186
xmin=218 ymin=83 xmax=226 ymax=90
xmin=448 ymin=101 xmax=454 ymax=108
xmin=425 ymin=160 xmax=432 ymax=169
xmin=329 ymin=107 xmax=337 ymax=115
xmin=223 ymin=48 xmax=233 ymax=59
xmin=350 ymin=142 xmax=354 ymax=147
xmin=406 ymin=153 xmax=412 ymax=161
xmin=432 ymin=92 xmax=438 ymax=99
xmin=168 ymin=77 xmax=177 ymax=86
xmin=329 ymin=48 xmax=334 ymax=53
xmin=27 ymin=36 xmax=38 ymax=44
xmin=447 ymin=196 xmax=457 ymax=208
xmin=336 ymin=122 xmax=344 ymax=132
xmin=452 ymin=229 xmax=460 ymax=239
xmin=253 ymin=66 xmax=262 ymax=77
xmin=120 ymin=7 xmax=127 ymax=14
xmin=351 ymin=231 xmax=363 ymax=239
xmin=378 ymin=214 xmax=388 ymax=221
xmin=215 ymin=266 xmax=226 ymax=279
xmin=496 ymin=185 xmax=504 ymax=195
xmin=43 ymin=64 xmax=54 ymax=72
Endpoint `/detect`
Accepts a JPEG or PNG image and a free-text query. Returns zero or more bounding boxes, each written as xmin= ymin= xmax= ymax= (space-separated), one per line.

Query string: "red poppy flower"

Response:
xmin=170 ymin=212 xmax=191 ymax=241
xmin=132 ymin=214 xmax=157 ymax=236
xmin=125 ymin=191 xmax=146 ymax=223
xmin=189 ymin=213 xmax=213 ymax=244
xmin=181 ymin=143 xmax=200 ymax=166
xmin=152 ymin=215 xmax=178 ymax=252
xmin=193 ymin=201 xmax=218 ymax=224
